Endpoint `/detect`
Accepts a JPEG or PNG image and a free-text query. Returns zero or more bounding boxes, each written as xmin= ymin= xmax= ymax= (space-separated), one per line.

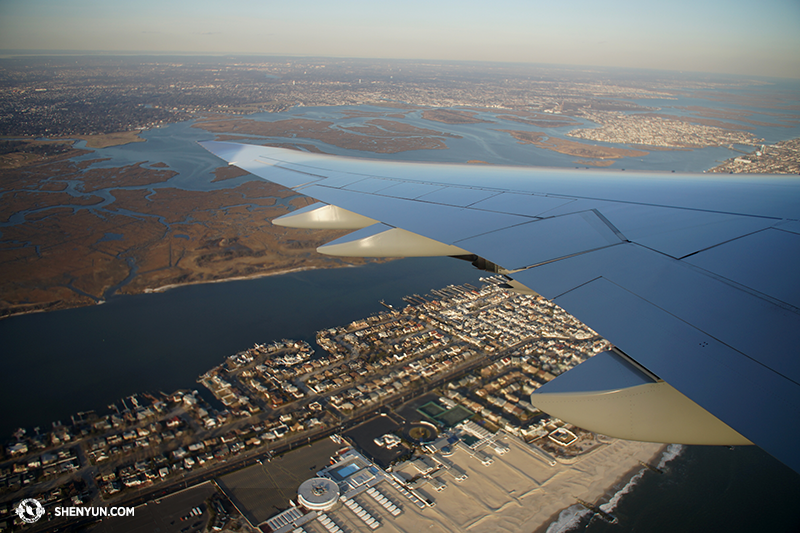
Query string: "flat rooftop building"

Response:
xmin=297 ymin=478 xmax=340 ymax=512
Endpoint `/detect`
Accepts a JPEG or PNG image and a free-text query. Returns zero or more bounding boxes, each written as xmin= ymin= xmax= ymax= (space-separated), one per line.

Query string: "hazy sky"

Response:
xmin=1 ymin=0 xmax=799 ymax=78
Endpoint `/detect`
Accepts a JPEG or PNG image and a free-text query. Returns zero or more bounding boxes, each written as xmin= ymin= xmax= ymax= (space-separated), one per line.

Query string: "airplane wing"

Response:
xmin=200 ymin=141 xmax=800 ymax=473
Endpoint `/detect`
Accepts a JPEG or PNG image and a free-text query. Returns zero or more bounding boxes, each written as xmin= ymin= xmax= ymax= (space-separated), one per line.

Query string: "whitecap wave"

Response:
xmin=546 ymin=446 xmax=686 ymax=532
xmin=546 ymin=504 xmax=592 ymax=533
xmin=600 ymin=468 xmax=645 ymax=513
xmin=598 ymin=445 xmax=686 ymax=515
xmin=657 ymin=443 xmax=684 ymax=469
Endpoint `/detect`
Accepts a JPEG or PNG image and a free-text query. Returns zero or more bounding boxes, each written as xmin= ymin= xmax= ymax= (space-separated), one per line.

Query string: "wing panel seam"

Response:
xmin=677 ymin=226 xmax=780 ymax=260
xmin=627 ymin=241 xmax=800 ymax=314
xmin=507 ymin=242 xmax=626 ymax=273
xmin=559 ymin=276 xmax=800 ymax=389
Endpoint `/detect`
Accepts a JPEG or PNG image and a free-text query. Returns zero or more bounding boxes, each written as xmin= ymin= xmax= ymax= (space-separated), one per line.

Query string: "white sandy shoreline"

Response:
xmin=142 ymin=264 xmax=345 ymax=293
xmin=537 ymin=442 xmax=671 ymax=533
xmin=1 ymin=264 xmax=356 ymax=320
xmin=360 ymin=436 xmax=667 ymax=533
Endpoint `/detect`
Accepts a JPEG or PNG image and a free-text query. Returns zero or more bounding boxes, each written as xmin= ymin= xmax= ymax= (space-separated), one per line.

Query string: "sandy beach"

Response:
xmin=315 ymin=436 xmax=667 ymax=533
xmin=537 ymin=443 xmax=676 ymax=533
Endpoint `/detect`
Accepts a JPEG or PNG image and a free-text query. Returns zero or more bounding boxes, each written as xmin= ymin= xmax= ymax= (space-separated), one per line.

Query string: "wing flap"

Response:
xmin=542 ymin=275 xmax=800 ymax=472
xmin=532 ymin=381 xmax=752 ymax=445
xmin=532 ymin=351 xmax=751 ymax=445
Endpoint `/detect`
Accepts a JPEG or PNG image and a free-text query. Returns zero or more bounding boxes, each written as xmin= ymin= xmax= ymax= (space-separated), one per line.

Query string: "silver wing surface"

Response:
xmin=200 ymin=141 xmax=800 ymax=473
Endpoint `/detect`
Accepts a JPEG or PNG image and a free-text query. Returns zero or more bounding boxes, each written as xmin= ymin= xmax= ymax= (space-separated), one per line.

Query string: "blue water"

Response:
xmin=72 ymin=121 xmax=250 ymax=191
xmin=0 ymin=256 xmax=481 ymax=437
xmin=235 ymin=104 xmax=742 ymax=171
xmin=574 ymin=445 xmax=800 ymax=533
xmin=96 ymin=232 xmax=124 ymax=243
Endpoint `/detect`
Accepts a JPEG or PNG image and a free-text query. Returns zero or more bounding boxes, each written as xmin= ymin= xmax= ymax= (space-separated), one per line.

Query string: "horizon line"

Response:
xmin=1 ymin=50 xmax=798 ymax=81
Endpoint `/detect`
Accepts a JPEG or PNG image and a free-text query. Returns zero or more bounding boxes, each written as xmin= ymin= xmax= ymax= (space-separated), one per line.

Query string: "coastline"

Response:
xmin=65 ymin=130 xmax=146 ymax=149
xmin=357 ymin=435 xmax=669 ymax=533
xmin=532 ymin=441 xmax=669 ymax=533
xmin=142 ymin=264 xmax=351 ymax=293
xmin=1 ymin=261 xmax=370 ymax=320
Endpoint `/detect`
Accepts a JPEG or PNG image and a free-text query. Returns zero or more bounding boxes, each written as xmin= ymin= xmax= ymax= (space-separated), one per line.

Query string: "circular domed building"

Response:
xmin=297 ymin=477 xmax=339 ymax=511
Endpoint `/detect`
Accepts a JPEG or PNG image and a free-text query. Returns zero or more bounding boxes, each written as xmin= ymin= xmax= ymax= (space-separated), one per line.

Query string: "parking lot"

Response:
xmin=87 ymin=482 xmax=217 ymax=533
xmin=343 ymin=414 xmax=408 ymax=468
xmin=216 ymin=437 xmax=341 ymax=526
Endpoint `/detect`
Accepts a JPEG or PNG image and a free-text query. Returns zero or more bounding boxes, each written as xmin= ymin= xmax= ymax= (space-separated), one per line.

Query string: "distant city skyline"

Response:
xmin=1 ymin=0 xmax=799 ymax=78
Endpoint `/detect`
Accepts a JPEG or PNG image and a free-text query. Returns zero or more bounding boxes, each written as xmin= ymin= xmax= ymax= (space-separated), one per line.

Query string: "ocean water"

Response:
xmin=573 ymin=445 xmax=800 ymax=533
